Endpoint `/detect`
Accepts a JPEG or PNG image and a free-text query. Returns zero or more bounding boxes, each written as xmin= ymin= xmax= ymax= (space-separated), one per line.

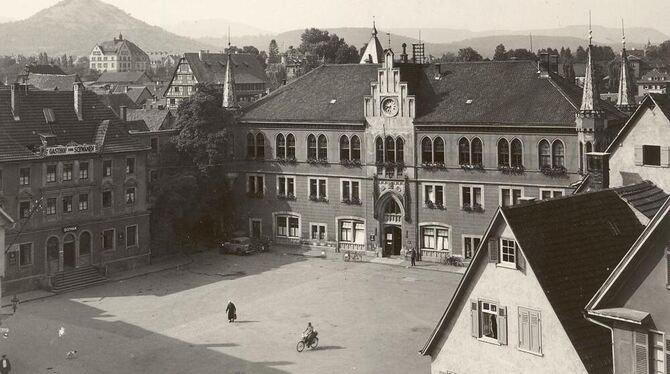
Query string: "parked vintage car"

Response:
xmin=219 ymin=237 xmax=257 ymax=255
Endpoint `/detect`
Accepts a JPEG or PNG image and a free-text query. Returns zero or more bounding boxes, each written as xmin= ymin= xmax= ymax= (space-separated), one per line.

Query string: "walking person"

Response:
xmin=226 ymin=301 xmax=237 ymax=323
xmin=0 ymin=354 xmax=11 ymax=374
xmin=410 ymin=247 xmax=417 ymax=267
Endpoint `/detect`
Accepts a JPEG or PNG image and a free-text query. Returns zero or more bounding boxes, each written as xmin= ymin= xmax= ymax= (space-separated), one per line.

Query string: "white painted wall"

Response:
xmin=430 ymin=222 xmax=589 ymax=374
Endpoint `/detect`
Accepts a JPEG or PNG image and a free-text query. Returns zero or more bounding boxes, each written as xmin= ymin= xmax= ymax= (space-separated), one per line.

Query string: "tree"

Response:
xmin=268 ymin=40 xmax=280 ymax=64
xmin=225 ymin=45 xmax=268 ymax=69
xmin=457 ymin=47 xmax=483 ymax=62
xmin=298 ymin=28 xmax=360 ymax=70
xmin=493 ymin=44 xmax=507 ymax=61
xmin=575 ymin=46 xmax=587 ymax=62
xmin=436 ymin=52 xmax=458 ymax=62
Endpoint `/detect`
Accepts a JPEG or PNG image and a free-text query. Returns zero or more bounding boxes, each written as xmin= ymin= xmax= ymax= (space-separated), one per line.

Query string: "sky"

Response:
xmin=2 ymin=0 xmax=670 ymax=34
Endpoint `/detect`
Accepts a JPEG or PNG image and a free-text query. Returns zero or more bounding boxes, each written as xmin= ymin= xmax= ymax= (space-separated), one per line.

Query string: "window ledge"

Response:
xmin=496 ymin=262 xmax=517 ymax=270
xmin=517 ymin=347 xmax=543 ymax=357
xmin=477 ymin=337 xmax=501 ymax=346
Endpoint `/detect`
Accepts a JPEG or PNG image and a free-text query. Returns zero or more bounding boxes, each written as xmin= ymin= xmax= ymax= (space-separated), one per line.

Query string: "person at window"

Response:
xmin=483 ymin=314 xmax=497 ymax=338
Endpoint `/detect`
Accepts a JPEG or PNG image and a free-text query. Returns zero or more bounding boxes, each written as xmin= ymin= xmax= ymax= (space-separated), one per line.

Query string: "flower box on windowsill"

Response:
xmin=462 ymin=203 xmax=484 ymax=212
xmin=425 ymin=200 xmax=446 ymax=210
xmin=342 ymin=197 xmax=362 ymax=205
xmin=498 ymin=165 xmax=525 ymax=175
xmin=275 ymin=157 xmax=297 ymax=165
xmin=309 ymin=195 xmax=329 ymax=203
xmin=307 ymin=158 xmax=329 ymax=166
xmin=422 ymin=162 xmax=447 ymax=170
xmin=540 ymin=165 xmax=567 ymax=177
xmin=247 ymin=191 xmax=264 ymax=199
xmin=340 ymin=159 xmax=362 ymax=168
xmin=460 ymin=163 xmax=484 ymax=171
xmin=277 ymin=193 xmax=296 ymax=201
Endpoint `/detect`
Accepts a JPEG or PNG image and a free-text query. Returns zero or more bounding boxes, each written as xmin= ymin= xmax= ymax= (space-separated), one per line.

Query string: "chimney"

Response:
xmin=124 ymin=86 xmax=129 ymax=93
xmin=518 ymin=197 xmax=537 ymax=205
xmin=538 ymin=52 xmax=550 ymax=78
xmin=587 ymin=152 xmax=610 ymax=190
xmin=400 ymin=43 xmax=408 ymax=63
xmin=549 ymin=54 xmax=559 ymax=74
xmin=10 ymin=83 xmax=20 ymax=120
xmin=120 ymin=105 xmax=128 ymax=121
xmin=199 ymin=50 xmax=205 ymax=60
xmin=73 ymin=82 xmax=84 ymax=121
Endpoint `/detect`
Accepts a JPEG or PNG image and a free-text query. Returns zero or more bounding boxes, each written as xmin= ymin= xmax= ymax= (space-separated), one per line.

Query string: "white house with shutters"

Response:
xmin=420 ymin=189 xmax=646 ymax=374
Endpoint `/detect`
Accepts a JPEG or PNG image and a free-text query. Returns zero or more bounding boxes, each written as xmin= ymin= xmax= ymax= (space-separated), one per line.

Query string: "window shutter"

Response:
xmin=666 ymin=339 xmax=670 ymax=374
xmin=516 ymin=249 xmax=526 ymax=271
xmin=662 ymin=147 xmax=670 ymax=167
xmin=488 ymin=238 xmax=498 ymax=263
xmin=633 ymin=331 xmax=649 ymax=374
xmin=666 ymin=248 xmax=670 ymax=287
xmin=518 ymin=309 xmax=530 ymax=350
xmin=470 ymin=300 xmax=479 ymax=338
xmin=497 ymin=306 xmax=508 ymax=345
xmin=530 ymin=311 xmax=541 ymax=354
xmin=635 ymin=146 xmax=643 ymax=166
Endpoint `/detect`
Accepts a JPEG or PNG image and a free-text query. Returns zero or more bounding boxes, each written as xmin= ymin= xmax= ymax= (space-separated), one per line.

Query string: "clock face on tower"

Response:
xmin=381 ymin=97 xmax=399 ymax=117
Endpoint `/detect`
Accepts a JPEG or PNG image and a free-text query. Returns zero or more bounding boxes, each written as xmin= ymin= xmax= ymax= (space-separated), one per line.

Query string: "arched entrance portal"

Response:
xmin=63 ymin=234 xmax=76 ymax=268
xmin=379 ymin=195 xmax=404 ymax=257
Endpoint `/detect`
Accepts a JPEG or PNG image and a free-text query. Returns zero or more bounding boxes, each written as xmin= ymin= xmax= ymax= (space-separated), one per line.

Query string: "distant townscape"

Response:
xmin=0 ymin=0 xmax=668 ymax=373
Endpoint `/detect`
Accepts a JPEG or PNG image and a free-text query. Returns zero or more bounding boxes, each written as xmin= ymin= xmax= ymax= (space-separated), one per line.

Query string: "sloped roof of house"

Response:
xmin=613 ymin=181 xmax=669 ymax=219
xmin=24 ymin=64 xmax=66 ymax=75
xmin=26 ymin=73 xmax=81 ymax=91
xmin=0 ymin=86 xmax=148 ymax=162
xmin=241 ymin=60 xmax=625 ymax=125
xmin=421 ymin=189 xmax=644 ymax=374
xmin=97 ymin=37 xmax=149 ymax=59
xmin=126 ymin=108 xmax=174 ymax=131
xmin=605 ymin=94 xmax=670 ymax=154
xmin=96 ymin=93 xmax=140 ymax=117
xmin=183 ymin=53 xmax=268 ymax=85
xmin=111 ymin=85 xmax=153 ymax=104
xmin=97 ymin=71 xmax=151 ymax=84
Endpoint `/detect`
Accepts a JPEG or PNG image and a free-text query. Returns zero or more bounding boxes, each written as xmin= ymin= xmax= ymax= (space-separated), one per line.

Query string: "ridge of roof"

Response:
xmin=605 ymin=94 xmax=667 ymax=154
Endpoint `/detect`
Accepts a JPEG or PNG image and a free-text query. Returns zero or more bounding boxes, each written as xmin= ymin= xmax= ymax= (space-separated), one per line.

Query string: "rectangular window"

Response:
xmin=79 ymin=162 xmax=89 ymax=180
xmin=103 ymin=160 xmax=112 ymax=177
xmin=277 ymin=176 xmax=295 ymax=197
xmin=463 ymin=236 xmax=482 ymax=259
xmin=341 ymin=180 xmax=360 ymax=202
xmin=19 ymin=167 xmax=30 ymax=185
xmin=45 ymin=198 xmax=56 ymax=215
xmin=289 ymin=217 xmax=299 ymax=237
xmin=62 ymin=196 xmax=73 ymax=213
xmin=19 ymin=201 xmax=30 ymax=219
xmin=62 ymin=164 xmax=73 ymax=181
xmin=309 ymin=178 xmax=327 ymax=199
xmin=461 ymin=185 xmax=483 ymax=210
xmin=125 ymin=188 xmax=136 ymax=204
xmin=643 ymin=145 xmax=662 ymax=166
xmin=540 ymin=189 xmax=563 ymax=200
xmin=500 ymin=238 xmax=517 ymax=266
xmin=276 ymin=215 xmax=299 ymax=238
xmin=102 ymin=190 xmax=112 ymax=208
xmin=126 ymin=158 xmax=135 ymax=174
xmin=518 ymin=307 xmax=542 ymax=354
xmin=339 ymin=220 xmax=364 ymax=244
xmin=310 ymin=224 xmax=326 ymax=241
xmin=19 ymin=243 xmax=33 ymax=266
xmin=481 ymin=301 xmax=499 ymax=340
xmin=424 ymin=184 xmax=445 ymax=206
xmin=102 ymin=229 xmax=115 ymax=250
xmin=150 ymin=138 xmax=159 ymax=154
xmin=650 ymin=331 xmax=664 ymax=374
xmin=421 ymin=226 xmax=450 ymax=251
xmin=79 ymin=193 xmax=89 ymax=211
xmin=247 ymin=175 xmax=264 ymax=196
xmin=126 ymin=225 xmax=138 ymax=247
xmin=500 ymin=187 xmax=523 ymax=207
xmin=46 ymin=164 xmax=57 ymax=183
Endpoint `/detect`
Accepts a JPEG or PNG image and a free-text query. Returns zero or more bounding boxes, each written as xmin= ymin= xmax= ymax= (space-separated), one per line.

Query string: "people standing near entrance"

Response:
xmin=409 ymin=247 xmax=417 ymax=266
xmin=0 ymin=354 xmax=11 ymax=374
xmin=226 ymin=301 xmax=237 ymax=323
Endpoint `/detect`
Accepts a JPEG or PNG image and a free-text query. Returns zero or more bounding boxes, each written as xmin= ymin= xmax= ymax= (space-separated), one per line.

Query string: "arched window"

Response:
xmin=385 ymin=198 xmax=401 ymax=214
xmin=434 ymin=137 xmax=445 ymax=164
xmin=511 ymin=139 xmax=523 ymax=167
xmin=286 ymin=134 xmax=296 ymax=159
xmin=497 ymin=139 xmax=510 ymax=166
xmin=471 ymin=138 xmax=483 ymax=165
xmin=421 ymin=137 xmax=433 ymax=164
xmin=79 ymin=232 xmax=91 ymax=255
xmin=317 ymin=135 xmax=327 ymax=160
xmin=307 ymin=134 xmax=317 ymax=159
xmin=375 ymin=137 xmax=384 ymax=164
xmin=246 ymin=133 xmax=255 ymax=158
xmin=276 ymin=134 xmax=285 ymax=159
xmin=385 ymin=136 xmax=395 ymax=164
xmin=255 ymin=133 xmax=265 ymax=159
xmin=552 ymin=140 xmax=565 ymax=167
xmin=396 ymin=137 xmax=404 ymax=164
xmin=459 ymin=138 xmax=470 ymax=165
xmin=339 ymin=135 xmax=350 ymax=161
xmin=539 ymin=140 xmax=551 ymax=168
xmin=351 ymin=136 xmax=361 ymax=161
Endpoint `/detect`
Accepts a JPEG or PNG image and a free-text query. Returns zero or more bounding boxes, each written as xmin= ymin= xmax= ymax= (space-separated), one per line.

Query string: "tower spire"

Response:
xmin=372 ymin=16 xmax=378 ymax=36
xmin=222 ymin=52 xmax=237 ymax=109
xmin=580 ymin=12 xmax=599 ymax=113
xmin=360 ymin=18 xmax=384 ymax=64
xmin=616 ymin=18 xmax=635 ymax=112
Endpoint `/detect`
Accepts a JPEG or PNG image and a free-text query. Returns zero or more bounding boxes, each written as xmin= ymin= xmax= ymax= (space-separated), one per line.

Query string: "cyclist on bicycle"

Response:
xmin=303 ymin=322 xmax=315 ymax=344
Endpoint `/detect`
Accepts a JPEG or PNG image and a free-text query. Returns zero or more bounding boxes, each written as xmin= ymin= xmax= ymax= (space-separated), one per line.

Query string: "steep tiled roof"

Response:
xmin=126 ymin=108 xmax=173 ymax=131
xmin=0 ymin=86 xmax=148 ymax=162
xmin=613 ymin=181 xmax=669 ymax=219
xmin=502 ymin=191 xmax=644 ymax=373
xmin=97 ymin=71 xmax=151 ymax=84
xmin=111 ymin=86 xmax=153 ymax=104
xmin=97 ymin=93 xmax=140 ymax=117
xmin=24 ymin=64 xmax=66 ymax=75
xmin=183 ymin=53 xmax=268 ymax=85
xmin=26 ymin=73 xmax=81 ymax=91
xmin=97 ymin=38 xmax=148 ymax=60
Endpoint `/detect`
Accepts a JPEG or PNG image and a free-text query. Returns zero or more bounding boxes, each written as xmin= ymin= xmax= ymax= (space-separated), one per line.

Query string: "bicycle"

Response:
xmin=343 ymin=251 xmax=363 ymax=262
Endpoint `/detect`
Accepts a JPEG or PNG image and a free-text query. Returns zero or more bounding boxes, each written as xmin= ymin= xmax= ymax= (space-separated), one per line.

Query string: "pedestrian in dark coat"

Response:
xmin=0 ymin=354 xmax=11 ymax=374
xmin=226 ymin=301 xmax=237 ymax=323
xmin=410 ymin=248 xmax=417 ymax=266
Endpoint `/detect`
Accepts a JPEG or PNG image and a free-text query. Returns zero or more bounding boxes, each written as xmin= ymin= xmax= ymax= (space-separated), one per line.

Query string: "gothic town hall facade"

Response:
xmin=227 ymin=32 xmax=628 ymax=263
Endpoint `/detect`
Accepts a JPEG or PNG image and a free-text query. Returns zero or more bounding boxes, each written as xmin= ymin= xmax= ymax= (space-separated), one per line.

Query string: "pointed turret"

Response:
xmin=359 ymin=19 xmax=385 ymax=64
xmin=580 ymin=28 xmax=600 ymax=113
xmin=616 ymin=20 xmax=636 ymax=113
xmin=222 ymin=53 xmax=238 ymax=110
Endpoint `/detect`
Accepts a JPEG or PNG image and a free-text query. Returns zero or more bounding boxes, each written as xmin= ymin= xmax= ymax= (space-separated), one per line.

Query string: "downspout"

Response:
xmin=413 ymin=122 xmax=420 ymax=260
xmin=584 ymin=312 xmax=616 ymax=374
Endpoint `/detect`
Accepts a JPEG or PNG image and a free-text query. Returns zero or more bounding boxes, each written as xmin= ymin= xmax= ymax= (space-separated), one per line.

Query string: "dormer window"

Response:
xmin=43 ymin=108 xmax=56 ymax=124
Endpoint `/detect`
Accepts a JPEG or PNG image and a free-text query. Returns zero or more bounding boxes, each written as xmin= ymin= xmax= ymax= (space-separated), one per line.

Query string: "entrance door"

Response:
xmin=251 ymin=220 xmax=262 ymax=239
xmin=383 ymin=226 xmax=402 ymax=256
xmin=63 ymin=234 xmax=76 ymax=268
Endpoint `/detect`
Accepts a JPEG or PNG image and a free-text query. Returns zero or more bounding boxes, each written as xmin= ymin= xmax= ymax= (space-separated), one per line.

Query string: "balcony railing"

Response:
xmin=338 ymin=242 xmax=366 ymax=252
xmin=384 ymin=213 xmax=402 ymax=224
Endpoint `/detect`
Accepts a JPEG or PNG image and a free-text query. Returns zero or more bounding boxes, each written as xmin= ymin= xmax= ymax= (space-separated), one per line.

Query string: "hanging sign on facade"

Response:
xmin=44 ymin=144 xmax=97 ymax=157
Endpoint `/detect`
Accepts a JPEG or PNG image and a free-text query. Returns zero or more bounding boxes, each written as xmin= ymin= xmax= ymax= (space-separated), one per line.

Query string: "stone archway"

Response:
xmin=377 ymin=192 xmax=405 ymax=257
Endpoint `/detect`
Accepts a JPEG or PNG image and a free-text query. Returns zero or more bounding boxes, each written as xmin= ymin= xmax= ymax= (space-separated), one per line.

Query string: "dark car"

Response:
xmin=220 ymin=237 xmax=256 ymax=255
